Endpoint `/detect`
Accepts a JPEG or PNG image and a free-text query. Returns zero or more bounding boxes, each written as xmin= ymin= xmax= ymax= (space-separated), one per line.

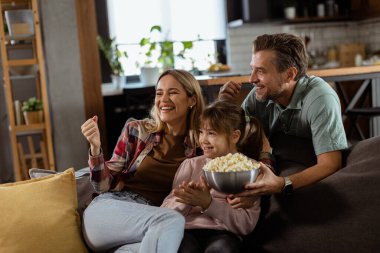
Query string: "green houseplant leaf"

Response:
xmin=97 ymin=36 xmax=128 ymax=76
xmin=22 ymin=97 xmax=43 ymax=112
xmin=138 ymin=25 xmax=194 ymax=70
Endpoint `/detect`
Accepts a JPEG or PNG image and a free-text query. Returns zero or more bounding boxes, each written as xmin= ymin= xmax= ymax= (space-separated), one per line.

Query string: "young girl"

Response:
xmin=161 ymin=100 xmax=274 ymax=253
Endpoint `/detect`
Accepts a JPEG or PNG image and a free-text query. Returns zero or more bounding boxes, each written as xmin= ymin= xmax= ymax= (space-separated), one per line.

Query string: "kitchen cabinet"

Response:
xmin=0 ymin=0 xmax=55 ymax=180
xmin=102 ymin=83 xmax=155 ymax=159
xmin=352 ymin=0 xmax=380 ymax=18
xmin=227 ymin=0 xmax=283 ymax=24
xmin=227 ymin=0 xmax=355 ymax=25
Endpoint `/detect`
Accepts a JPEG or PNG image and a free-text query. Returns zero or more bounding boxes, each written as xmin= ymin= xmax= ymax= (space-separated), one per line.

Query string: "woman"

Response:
xmin=80 ymin=69 xmax=205 ymax=253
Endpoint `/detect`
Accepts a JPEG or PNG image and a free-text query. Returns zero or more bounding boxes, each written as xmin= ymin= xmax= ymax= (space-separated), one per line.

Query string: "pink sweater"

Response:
xmin=161 ymin=155 xmax=260 ymax=236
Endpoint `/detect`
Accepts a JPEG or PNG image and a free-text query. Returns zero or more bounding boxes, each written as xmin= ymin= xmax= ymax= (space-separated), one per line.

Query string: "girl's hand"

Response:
xmin=81 ymin=116 xmax=101 ymax=155
xmin=173 ymin=176 xmax=212 ymax=210
xmin=226 ymin=195 xmax=259 ymax=209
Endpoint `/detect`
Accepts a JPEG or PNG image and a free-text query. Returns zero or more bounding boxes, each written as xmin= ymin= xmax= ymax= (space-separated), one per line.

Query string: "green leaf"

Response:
xmin=182 ymin=41 xmax=193 ymax=49
xmin=150 ymin=25 xmax=161 ymax=33
xmin=21 ymin=97 xmax=43 ymax=112
xmin=97 ymin=35 xmax=127 ymax=75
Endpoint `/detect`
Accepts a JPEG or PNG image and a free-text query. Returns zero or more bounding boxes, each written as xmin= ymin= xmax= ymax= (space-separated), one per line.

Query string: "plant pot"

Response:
xmin=111 ymin=75 xmax=126 ymax=89
xmin=140 ymin=67 xmax=160 ymax=86
xmin=23 ymin=110 xmax=43 ymax=125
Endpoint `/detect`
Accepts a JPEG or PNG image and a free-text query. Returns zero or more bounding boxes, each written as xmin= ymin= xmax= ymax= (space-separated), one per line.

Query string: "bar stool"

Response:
xmin=346 ymin=107 xmax=380 ymax=140
xmin=335 ymin=78 xmax=380 ymax=140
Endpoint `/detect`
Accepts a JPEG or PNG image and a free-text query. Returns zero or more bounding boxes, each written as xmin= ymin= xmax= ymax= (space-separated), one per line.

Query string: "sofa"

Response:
xmin=1 ymin=136 xmax=379 ymax=253
xmin=242 ymin=135 xmax=380 ymax=253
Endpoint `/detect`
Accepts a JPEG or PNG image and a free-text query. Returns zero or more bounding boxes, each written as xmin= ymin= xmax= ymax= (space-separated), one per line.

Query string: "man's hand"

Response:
xmin=173 ymin=176 xmax=212 ymax=210
xmin=218 ymin=81 xmax=242 ymax=101
xmin=235 ymin=162 xmax=284 ymax=198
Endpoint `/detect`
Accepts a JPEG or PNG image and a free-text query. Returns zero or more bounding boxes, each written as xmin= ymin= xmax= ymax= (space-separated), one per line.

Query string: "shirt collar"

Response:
xmin=265 ymin=75 xmax=309 ymax=110
xmin=286 ymin=75 xmax=309 ymax=110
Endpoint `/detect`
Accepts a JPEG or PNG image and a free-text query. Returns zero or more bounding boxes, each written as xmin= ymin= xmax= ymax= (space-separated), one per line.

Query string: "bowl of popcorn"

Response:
xmin=203 ymin=153 xmax=261 ymax=194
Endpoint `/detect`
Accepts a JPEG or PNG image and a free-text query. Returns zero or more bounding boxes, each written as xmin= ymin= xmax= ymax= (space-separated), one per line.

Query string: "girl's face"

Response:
xmin=199 ymin=121 xmax=240 ymax=159
xmin=155 ymin=75 xmax=195 ymax=133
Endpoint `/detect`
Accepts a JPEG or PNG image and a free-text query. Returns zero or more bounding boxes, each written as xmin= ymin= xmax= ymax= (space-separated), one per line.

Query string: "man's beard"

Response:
xmin=255 ymin=89 xmax=281 ymax=103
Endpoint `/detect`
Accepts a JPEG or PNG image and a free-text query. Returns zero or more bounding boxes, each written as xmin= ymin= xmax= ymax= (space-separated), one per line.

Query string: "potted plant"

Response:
xmin=138 ymin=25 xmax=193 ymax=84
xmin=97 ymin=35 xmax=128 ymax=87
xmin=22 ymin=97 xmax=43 ymax=125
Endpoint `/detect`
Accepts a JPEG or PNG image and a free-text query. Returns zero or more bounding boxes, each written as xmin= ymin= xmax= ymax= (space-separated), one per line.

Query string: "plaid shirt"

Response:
xmin=88 ymin=118 xmax=197 ymax=193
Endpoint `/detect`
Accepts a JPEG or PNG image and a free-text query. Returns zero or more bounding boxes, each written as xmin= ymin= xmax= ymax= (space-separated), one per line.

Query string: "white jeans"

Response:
xmin=82 ymin=191 xmax=185 ymax=253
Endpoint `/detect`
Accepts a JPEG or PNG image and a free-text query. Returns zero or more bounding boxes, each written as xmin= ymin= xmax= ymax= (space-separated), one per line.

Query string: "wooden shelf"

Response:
xmin=0 ymin=0 xmax=55 ymax=181
xmin=5 ymin=35 xmax=34 ymax=42
xmin=6 ymin=42 xmax=33 ymax=50
xmin=8 ymin=58 xmax=37 ymax=66
xmin=14 ymin=124 xmax=45 ymax=135
xmin=0 ymin=1 xmax=30 ymax=10
xmin=284 ymin=15 xmax=352 ymax=24
xmin=9 ymin=74 xmax=35 ymax=80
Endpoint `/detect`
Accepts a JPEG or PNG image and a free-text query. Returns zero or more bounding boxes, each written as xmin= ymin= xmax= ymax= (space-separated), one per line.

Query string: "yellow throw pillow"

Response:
xmin=0 ymin=168 xmax=88 ymax=253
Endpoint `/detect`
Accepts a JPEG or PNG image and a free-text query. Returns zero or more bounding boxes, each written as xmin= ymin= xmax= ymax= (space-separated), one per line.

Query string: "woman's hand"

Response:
xmin=81 ymin=116 xmax=101 ymax=156
xmin=173 ymin=176 xmax=212 ymax=210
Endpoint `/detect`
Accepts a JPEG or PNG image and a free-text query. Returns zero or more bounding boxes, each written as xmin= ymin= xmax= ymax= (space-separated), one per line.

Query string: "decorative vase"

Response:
xmin=23 ymin=110 xmax=43 ymax=125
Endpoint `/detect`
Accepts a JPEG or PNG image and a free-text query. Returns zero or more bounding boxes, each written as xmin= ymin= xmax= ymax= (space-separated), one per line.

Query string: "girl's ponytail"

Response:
xmin=238 ymin=115 xmax=264 ymax=160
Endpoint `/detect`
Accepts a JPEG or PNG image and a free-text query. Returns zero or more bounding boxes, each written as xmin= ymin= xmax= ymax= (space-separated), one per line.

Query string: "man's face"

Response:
xmin=249 ymin=50 xmax=289 ymax=103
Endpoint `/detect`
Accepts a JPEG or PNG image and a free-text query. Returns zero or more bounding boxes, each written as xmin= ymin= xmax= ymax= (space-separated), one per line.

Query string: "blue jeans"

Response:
xmin=82 ymin=191 xmax=185 ymax=253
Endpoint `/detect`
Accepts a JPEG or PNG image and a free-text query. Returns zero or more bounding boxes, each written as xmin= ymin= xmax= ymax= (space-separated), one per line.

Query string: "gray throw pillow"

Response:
xmin=29 ymin=167 xmax=95 ymax=218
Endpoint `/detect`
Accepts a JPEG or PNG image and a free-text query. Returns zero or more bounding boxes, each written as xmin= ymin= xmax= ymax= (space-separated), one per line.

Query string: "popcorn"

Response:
xmin=203 ymin=153 xmax=260 ymax=172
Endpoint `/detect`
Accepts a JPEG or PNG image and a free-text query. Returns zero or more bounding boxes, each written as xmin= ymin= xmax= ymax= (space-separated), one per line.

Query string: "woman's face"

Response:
xmin=199 ymin=122 xmax=239 ymax=159
xmin=155 ymin=75 xmax=195 ymax=133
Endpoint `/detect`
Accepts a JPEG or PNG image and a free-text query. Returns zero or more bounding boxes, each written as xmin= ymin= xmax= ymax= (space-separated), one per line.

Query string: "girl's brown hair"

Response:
xmin=200 ymin=101 xmax=264 ymax=160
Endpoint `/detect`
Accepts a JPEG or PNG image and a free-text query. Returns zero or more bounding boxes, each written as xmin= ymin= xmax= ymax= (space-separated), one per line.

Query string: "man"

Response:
xmin=219 ymin=33 xmax=347 ymax=197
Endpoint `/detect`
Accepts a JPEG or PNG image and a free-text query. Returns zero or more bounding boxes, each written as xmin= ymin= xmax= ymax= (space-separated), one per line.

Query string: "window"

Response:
xmin=107 ymin=0 xmax=226 ymax=76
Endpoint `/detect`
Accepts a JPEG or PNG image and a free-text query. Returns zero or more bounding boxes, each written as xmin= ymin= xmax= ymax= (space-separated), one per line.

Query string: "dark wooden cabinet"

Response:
xmin=103 ymin=85 xmax=155 ymax=159
xmin=226 ymin=0 xmax=368 ymax=25
xmin=352 ymin=0 xmax=380 ymax=18
xmin=227 ymin=0 xmax=283 ymax=23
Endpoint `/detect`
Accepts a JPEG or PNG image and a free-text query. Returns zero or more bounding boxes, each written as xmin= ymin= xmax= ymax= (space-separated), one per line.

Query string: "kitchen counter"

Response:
xmin=197 ymin=65 xmax=380 ymax=86
xmin=102 ymin=82 xmax=155 ymax=96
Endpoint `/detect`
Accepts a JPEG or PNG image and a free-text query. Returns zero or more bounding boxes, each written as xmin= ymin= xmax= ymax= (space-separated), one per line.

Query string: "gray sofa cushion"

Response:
xmin=29 ymin=167 xmax=95 ymax=217
xmin=244 ymin=136 xmax=380 ymax=253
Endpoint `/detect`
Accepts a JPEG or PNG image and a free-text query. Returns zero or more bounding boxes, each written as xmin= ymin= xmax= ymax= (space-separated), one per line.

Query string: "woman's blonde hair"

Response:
xmin=147 ymin=69 xmax=205 ymax=148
